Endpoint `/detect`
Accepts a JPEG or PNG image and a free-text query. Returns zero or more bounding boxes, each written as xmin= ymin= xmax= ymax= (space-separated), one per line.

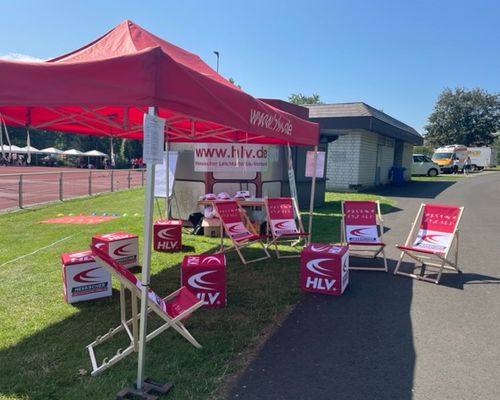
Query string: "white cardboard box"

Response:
xmin=91 ymin=232 xmax=139 ymax=268
xmin=61 ymin=250 xmax=112 ymax=304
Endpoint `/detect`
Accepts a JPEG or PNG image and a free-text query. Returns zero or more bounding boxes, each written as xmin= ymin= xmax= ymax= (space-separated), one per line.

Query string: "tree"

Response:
xmin=425 ymin=88 xmax=500 ymax=147
xmin=288 ymin=93 xmax=322 ymax=105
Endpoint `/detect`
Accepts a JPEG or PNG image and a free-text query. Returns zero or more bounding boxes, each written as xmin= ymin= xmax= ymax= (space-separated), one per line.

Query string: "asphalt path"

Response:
xmin=228 ymin=172 xmax=500 ymax=400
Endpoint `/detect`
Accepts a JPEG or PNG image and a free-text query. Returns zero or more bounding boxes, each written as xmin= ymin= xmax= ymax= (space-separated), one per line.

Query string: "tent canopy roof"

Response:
xmin=0 ymin=20 xmax=318 ymax=146
xmin=40 ymin=147 xmax=63 ymax=154
xmin=23 ymin=145 xmax=41 ymax=153
xmin=83 ymin=150 xmax=108 ymax=157
xmin=62 ymin=149 xmax=84 ymax=156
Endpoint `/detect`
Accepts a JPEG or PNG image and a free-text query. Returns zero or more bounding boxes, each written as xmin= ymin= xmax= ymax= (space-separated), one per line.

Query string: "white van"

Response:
xmin=432 ymin=145 xmax=468 ymax=173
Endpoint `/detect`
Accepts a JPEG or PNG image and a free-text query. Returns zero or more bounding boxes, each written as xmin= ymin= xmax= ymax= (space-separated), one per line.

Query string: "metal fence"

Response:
xmin=0 ymin=169 xmax=145 ymax=211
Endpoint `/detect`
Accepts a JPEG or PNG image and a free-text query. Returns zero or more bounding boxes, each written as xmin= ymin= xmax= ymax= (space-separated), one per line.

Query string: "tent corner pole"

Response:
xmin=165 ymin=140 xmax=170 ymax=220
xmin=307 ymin=145 xmax=318 ymax=244
xmin=136 ymin=107 xmax=157 ymax=390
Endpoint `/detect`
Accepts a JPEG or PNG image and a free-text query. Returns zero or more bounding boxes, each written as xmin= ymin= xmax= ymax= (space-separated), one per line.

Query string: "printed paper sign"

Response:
xmin=194 ymin=144 xmax=269 ymax=172
xmin=305 ymin=151 xmax=325 ymax=178
xmin=154 ymin=151 xmax=178 ymax=198
xmin=143 ymin=114 xmax=165 ymax=165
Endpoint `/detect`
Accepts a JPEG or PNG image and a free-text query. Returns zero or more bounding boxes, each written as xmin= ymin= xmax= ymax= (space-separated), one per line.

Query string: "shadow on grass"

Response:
xmin=228 ymin=258 xmax=417 ymax=400
xmin=0 ymin=245 xmax=305 ymax=400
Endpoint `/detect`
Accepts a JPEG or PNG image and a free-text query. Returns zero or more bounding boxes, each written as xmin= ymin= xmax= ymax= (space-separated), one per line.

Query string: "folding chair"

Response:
xmin=341 ymin=200 xmax=388 ymax=272
xmin=393 ymin=203 xmax=464 ymax=284
xmin=87 ymin=245 xmax=203 ymax=376
xmin=213 ymin=200 xmax=271 ymax=264
xmin=264 ymin=197 xmax=309 ymax=258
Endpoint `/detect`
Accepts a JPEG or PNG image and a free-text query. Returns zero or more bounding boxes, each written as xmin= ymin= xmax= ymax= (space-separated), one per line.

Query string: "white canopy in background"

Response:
xmin=0 ymin=144 xmax=24 ymax=152
xmin=83 ymin=150 xmax=108 ymax=157
xmin=40 ymin=147 xmax=63 ymax=154
xmin=22 ymin=145 xmax=41 ymax=153
xmin=62 ymin=149 xmax=84 ymax=156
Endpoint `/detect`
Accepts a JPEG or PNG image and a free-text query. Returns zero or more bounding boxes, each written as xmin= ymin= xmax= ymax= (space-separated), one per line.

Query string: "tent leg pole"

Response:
xmin=165 ymin=140 xmax=170 ymax=220
xmin=308 ymin=146 xmax=318 ymax=244
xmin=136 ymin=107 xmax=157 ymax=391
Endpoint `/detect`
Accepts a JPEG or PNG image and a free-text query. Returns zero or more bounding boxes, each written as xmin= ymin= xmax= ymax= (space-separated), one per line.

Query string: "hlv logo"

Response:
xmin=419 ymin=234 xmax=445 ymax=245
xmin=196 ymin=292 xmax=221 ymax=305
xmin=201 ymin=256 xmax=223 ymax=265
xmin=310 ymin=244 xmax=331 ymax=253
xmin=349 ymin=227 xmax=376 ymax=240
xmin=305 ymin=258 xmax=336 ymax=291
xmin=73 ymin=267 xmax=101 ymax=283
xmin=188 ymin=270 xmax=217 ymax=290
xmin=113 ymin=243 xmax=132 ymax=256
xmin=273 ymin=220 xmax=297 ymax=234
xmin=157 ymin=228 xmax=177 ymax=240
xmin=274 ymin=221 xmax=293 ymax=230
xmin=69 ymin=252 xmax=94 ymax=263
xmin=187 ymin=270 xmax=221 ymax=305
xmin=228 ymin=223 xmax=246 ymax=234
xmin=156 ymin=240 xmax=178 ymax=250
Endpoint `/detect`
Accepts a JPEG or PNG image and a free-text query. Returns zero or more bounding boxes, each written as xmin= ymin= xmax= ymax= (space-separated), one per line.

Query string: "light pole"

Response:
xmin=213 ymin=50 xmax=219 ymax=73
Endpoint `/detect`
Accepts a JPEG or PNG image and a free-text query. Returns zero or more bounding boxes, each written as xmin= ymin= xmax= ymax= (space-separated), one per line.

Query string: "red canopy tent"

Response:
xmin=0 ymin=20 xmax=317 ymax=146
xmin=0 ymin=20 xmax=319 ymax=395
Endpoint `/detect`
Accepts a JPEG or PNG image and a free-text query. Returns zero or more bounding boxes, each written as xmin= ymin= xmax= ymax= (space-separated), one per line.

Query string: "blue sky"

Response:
xmin=1 ymin=0 xmax=499 ymax=134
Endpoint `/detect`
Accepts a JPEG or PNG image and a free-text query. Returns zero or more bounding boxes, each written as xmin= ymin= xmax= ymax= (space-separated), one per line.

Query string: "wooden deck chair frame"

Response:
xmin=86 ymin=246 xmax=203 ymax=376
xmin=340 ymin=200 xmax=388 ymax=272
xmin=214 ymin=201 xmax=271 ymax=265
xmin=393 ymin=203 xmax=464 ymax=284
xmin=264 ymin=197 xmax=309 ymax=259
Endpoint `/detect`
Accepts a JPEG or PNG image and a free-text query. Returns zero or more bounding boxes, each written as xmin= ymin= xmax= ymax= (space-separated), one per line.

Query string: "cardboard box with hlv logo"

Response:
xmin=300 ymin=243 xmax=349 ymax=296
xmin=91 ymin=232 xmax=139 ymax=269
xmin=181 ymin=253 xmax=226 ymax=308
xmin=61 ymin=250 xmax=112 ymax=304
xmin=153 ymin=219 xmax=182 ymax=252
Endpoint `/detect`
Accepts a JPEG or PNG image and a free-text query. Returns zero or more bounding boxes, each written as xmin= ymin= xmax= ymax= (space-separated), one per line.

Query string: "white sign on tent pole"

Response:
xmin=287 ymin=144 xmax=299 ymax=207
xmin=154 ymin=151 xmax=178 ymax=198
xmin=143 ymin=114 xmax=165 ymax=165
xmin=305 ymin=150 xmax=325 ymax=178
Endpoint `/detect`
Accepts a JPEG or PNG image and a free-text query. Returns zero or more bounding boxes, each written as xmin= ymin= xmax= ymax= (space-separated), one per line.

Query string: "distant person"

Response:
xmin=11 ymin=152 xmax=18 ymax=166
xmin=452 ymin=157 xmax=460 ymax=174
xmin=464 ymin=156 xmax=472 ymax=175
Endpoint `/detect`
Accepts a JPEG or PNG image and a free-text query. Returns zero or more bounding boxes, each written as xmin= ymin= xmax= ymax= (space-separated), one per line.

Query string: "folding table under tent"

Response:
xmin=0 ymin=19 xmax=320 ymax=397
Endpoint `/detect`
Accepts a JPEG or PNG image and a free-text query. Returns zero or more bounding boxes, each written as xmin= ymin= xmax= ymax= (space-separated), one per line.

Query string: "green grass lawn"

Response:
xmin=411 ymin=174 xmax=464 ymax=181
xmin=0 ymin=190 xmax=392 ymax=400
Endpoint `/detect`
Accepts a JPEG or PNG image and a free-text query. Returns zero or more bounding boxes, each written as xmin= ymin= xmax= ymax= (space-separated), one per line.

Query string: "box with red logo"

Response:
xmin=153 ymin=220 xmax=182 ymax=252
xmin=91 ymin=232 xmax=139 ymax=269
xmin=61 ymin=250 xmax=112 ymax=304
xmin=181 ymin=253 xmax=226 ymax=308
xmin=300 ymin=243 xmax=349 ymax=295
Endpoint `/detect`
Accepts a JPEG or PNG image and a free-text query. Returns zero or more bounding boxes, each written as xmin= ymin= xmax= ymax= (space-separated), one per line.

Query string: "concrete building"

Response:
xmin=307 ymin=103 xmax=423 ymax=191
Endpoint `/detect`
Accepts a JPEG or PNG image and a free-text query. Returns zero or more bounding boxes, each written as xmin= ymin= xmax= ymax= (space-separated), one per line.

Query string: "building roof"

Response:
xmin=306 ymin=102 xmax=423 ymax=145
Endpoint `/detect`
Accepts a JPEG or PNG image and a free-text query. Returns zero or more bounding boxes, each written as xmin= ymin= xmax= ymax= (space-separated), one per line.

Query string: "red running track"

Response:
xmin=0 ymin=166 xmax=144 ymax=211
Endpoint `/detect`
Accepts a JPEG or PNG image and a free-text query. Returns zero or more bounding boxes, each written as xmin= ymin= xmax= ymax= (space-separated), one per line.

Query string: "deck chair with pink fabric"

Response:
xmin=341 ymin=200 xmax=388 ymax=272
xmin=86 ymin=245 xmax=203 ymax=376
xmin=214 ymin=200 xmax=271 ymax=264
xmin=393 ymin=203 xmax=464 ymax=284
xmin=264 ymin=197 xmax=309 ymax=258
